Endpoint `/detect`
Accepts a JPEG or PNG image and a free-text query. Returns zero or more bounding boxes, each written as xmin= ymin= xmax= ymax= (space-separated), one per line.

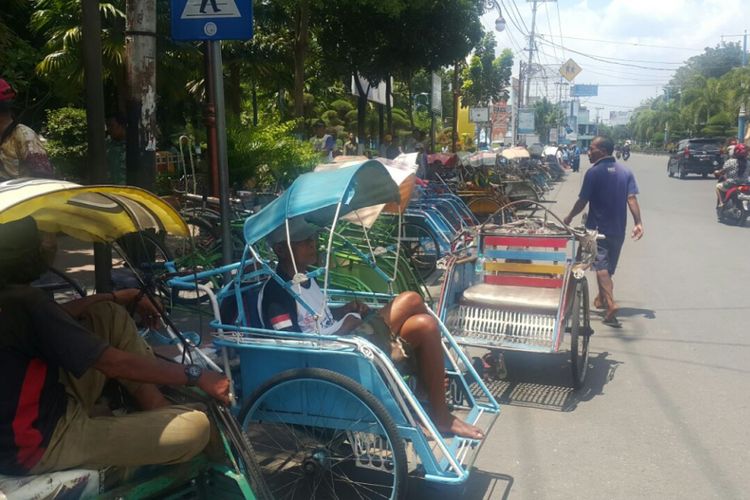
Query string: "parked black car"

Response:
xmin=667 ymin=138 xmax=723 ymax=179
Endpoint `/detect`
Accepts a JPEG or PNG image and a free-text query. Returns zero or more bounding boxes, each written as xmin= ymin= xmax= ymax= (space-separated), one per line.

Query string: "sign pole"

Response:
xmin=207 ymin=40 xmax=234 ymax=270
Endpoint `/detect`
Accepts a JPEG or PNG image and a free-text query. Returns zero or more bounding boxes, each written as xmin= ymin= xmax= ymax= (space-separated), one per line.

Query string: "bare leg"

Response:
xmin=596 ymin=269 xmax=618 ymax=320
xmin=380 ymin=293 xmax=484 ymax=439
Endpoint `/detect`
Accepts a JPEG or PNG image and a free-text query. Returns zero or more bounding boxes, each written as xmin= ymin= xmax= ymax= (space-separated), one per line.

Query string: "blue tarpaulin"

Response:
xmin=243 ymin=160 xmax=400 ymax=244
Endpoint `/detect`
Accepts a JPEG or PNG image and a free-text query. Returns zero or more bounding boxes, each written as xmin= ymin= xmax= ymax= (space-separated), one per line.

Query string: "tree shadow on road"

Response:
xmin=472 ymin=350 xmax=622 ymax=412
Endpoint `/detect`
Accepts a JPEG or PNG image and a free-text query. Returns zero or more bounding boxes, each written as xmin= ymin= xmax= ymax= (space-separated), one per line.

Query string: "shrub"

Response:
xmin=226 ymin=119 xmax=319 ymax=190
xmin=44 ymin=107 xmax=88 ymax=180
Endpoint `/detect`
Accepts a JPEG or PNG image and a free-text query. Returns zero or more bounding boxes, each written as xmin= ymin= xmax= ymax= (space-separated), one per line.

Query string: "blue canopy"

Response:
xmin=243 ymin=160 xmax=400 ymax=244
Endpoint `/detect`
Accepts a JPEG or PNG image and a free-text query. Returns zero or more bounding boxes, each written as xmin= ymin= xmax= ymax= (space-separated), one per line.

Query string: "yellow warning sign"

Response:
xmin=559 ymin=59 xmax=582 ymax=82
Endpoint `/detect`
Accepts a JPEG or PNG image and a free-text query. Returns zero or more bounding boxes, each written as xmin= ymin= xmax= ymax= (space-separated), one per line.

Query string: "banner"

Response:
xmin=571 ymin=84 xmax=598 ymax=97
xmin=518 ymin=108 xmax=535 ymax=134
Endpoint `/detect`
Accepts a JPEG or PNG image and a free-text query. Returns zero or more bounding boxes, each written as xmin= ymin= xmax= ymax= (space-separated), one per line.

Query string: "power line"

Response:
xmin=537 ymin=36 xmax=684 ymax=65
xmin=508 ymin=0 xmax=529 ymax=34
xmin=543 ymin=1 xmax=558 ymax=61
xmin=498 ymin=0 xmax=528 ymax=36
xmin=534 ymin=48 xmax=670 ymax=81
xmin=554 ymin=1 xmax=566 ymax=59
xmin=537 ymin=33 xmax=703 ymax=51
xmin=536 ymin=38 xmax=678 ymax=71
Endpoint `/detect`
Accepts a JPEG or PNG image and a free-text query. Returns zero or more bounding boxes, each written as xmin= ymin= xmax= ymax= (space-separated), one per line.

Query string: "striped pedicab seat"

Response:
xmin=449 ymin=234 xmax=571 ymax=349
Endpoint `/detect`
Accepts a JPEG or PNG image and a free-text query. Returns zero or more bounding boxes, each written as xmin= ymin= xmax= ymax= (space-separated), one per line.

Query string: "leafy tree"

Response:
xmin=533 ymin=98 xmax=564 ymax=143
xmin=461 ymin=33 xmax=513 ymax=108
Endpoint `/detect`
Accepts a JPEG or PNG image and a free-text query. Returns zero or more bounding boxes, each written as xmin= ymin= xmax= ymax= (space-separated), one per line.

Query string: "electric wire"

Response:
xmin=554 ymin=1 xmax=566 ymax=59
xmin=537 ymin=36 xmax=684 ymax=65
xmin=537 ymin=33 xmax=703 ymax=51
xmin=536 ymin=38 xmax=679 ymax=71
xmin=544 ymin=2 xmax=558 ymax=61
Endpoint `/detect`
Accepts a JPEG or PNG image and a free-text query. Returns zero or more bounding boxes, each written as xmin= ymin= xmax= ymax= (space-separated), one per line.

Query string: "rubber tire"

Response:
xmin=400 ymin=222 xmax=440 ymax=280
xmin=467 ymin=196 xmax=503 ymax=223
xmin=569 ymin=279 xmax=591 ymax=389
xmin=240 ymin=368 xmax=407 ymax=500
xmin=679 ymin=165 xmax=687 ymax=179
xmin=667 ymin=162 xmax=674 ymax=177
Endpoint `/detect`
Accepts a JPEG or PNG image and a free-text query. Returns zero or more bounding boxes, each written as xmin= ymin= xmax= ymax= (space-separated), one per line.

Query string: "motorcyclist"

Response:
xmin=714 ymin=143 xmax=748 ymax=207
xmin=622 ymin=141 xmax=631 ymax=160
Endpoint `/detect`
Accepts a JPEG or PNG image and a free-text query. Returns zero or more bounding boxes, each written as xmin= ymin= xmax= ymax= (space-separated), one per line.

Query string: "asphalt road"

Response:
xmin=419 ymin=153 xmax=750 ymax=499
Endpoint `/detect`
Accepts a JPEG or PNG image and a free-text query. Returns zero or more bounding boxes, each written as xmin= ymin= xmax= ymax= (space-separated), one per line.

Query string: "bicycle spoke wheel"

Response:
xmin=569 ymin=279 xmax=591 ymax=389
xmin=240 ymin=368 xmax=407 ymax=500
xmin=400 ymin=222 xmax=439 ymax=280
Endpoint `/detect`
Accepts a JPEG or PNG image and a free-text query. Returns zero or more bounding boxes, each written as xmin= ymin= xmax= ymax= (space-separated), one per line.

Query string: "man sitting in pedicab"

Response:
xmin=0 ymin=217 xmax=230 ymax=476
xmin=259 ymin=220 xmax=485 ymax=440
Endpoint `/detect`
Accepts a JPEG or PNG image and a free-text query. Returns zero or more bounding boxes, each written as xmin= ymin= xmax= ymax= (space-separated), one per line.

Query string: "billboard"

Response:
xmin=518 ymin=108 xmax=535 ymax=134
xmin=431 ymin=73 xmax=442 ymax=113
xmin=571 ymin=84 xmax=598 ymax=97
xmin=469 ymin=107 xmax=489 ymax=123
xmin=351 ymin=75 xmax=392 ymax=106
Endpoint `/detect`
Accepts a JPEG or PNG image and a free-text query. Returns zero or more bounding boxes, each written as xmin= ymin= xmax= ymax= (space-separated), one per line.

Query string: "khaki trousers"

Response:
xmin=30 ymin=302 xmax=210 ymax=474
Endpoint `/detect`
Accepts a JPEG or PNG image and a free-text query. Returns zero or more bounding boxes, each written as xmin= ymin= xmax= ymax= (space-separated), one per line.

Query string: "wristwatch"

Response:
xmin=184 ymin=364 xmax=203 ymax=386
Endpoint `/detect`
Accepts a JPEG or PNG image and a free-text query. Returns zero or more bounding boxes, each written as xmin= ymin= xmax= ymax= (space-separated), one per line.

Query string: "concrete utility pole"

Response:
xmin=81 ymin=0 xmax=111 ymax=292
xmin=125 ymin=0 xmax=157 ymax=190
xmin=523 ymin=0 xmax=556 ymax=107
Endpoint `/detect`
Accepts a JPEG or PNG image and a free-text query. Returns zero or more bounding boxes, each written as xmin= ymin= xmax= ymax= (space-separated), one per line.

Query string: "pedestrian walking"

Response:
xmin=563 ymin=136 xmax=643 ymax=327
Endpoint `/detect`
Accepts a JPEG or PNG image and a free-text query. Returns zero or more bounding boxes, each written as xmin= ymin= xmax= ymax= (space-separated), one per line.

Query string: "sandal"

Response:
xmin=602 ymin=316 xmax=622 ymax=328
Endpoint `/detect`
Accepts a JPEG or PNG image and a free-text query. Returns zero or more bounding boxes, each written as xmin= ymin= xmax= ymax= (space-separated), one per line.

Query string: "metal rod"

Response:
xmin=207 ymin=41 xmax=234 ymax=272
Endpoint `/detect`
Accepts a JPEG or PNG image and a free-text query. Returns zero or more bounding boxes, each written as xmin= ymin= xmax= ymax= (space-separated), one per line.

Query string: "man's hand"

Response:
xmin=114 ymin=289 xmax=162 ymax=329
xmin=197 ymin=371 xmax=231 ymax=406
xmin=631 ymin=223 xmax=644 ymax=240
xmin=563 ymin=215 xmax=573 ymax=226
xmin=347 ymin=300 xmax=369 ymax=317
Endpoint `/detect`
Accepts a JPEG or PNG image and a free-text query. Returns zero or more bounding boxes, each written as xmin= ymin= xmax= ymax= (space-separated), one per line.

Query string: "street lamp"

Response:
xmin=486 ymin=1 xmax=506 ymax=32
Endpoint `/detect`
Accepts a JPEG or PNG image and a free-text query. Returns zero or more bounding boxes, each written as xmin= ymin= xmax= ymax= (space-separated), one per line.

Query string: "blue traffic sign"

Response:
xmin=171 ymin=0 xmax=253 ymax=41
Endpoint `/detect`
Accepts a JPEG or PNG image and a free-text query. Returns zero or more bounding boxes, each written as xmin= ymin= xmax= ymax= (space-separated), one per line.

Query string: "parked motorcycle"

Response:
xmin=716 ymin=180 xmax=750 ymax=226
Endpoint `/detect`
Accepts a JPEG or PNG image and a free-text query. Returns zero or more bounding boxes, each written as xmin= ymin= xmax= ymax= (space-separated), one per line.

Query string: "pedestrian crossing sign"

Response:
xmin=171 ymin=0 xmax=253 ymax=41
xmin=559 ymin=59 xmax=582 ymax=82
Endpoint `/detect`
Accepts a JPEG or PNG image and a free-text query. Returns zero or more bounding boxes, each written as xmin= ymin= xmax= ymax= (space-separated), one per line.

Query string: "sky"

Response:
xmin=481 ymin=0 xmax=749 ymax=121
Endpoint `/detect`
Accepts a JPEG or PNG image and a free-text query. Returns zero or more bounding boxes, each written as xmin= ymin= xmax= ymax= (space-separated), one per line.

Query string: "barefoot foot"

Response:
xmin=435 ymin=414 xmax=485 ymax=440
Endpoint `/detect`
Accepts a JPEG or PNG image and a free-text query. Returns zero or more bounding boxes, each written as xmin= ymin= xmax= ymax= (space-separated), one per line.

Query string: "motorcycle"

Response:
xmin=622 ymin=147 xmax=631 ymax=161
xmin=716 ymin=179 xmax=750 ymax=226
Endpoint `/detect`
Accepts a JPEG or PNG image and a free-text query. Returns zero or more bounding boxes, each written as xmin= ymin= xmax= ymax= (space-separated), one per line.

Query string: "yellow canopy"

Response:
xmin=0 ymin=178 xmax=189 ymax=243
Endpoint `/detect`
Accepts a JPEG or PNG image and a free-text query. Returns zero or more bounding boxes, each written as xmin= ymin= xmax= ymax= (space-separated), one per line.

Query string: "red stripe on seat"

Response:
xmin=13 ymin=359 xmax=47 ymax=470
xmin=485 ymin=275 xmax=564 ymax=288
xmin=484 ymin=236 xmax=570 ymax=249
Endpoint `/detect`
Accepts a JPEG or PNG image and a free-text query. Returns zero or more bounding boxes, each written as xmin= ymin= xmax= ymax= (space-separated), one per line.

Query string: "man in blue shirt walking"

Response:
xmin=564 ymin=136 xmax=643 ymax=327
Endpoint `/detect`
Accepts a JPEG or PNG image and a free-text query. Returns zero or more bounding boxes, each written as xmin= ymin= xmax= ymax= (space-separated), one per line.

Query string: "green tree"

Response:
xmin=533 ymin=98 xmax=564 ymax=143
xmin=461 ymin=33 xmax=513 ymax=108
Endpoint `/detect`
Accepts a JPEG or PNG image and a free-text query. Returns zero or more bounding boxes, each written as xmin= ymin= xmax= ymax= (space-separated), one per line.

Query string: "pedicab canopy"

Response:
xmin=501 ymin=147 xmax=531 ymax=160
xmin=0 ymin=178 xmax=189 ymax=242
xmin=244 ymin=160 xmax=400 ymax=245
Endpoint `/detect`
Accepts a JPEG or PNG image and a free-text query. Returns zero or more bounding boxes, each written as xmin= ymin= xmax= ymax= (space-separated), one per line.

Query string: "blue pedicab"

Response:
xmin=169 ymin=161 xmax=499 ymax=498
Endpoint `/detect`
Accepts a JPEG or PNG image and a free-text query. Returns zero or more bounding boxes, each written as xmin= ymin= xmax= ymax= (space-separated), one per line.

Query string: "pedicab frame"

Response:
xmin=168 ymin=160 xmax=500 ymax=498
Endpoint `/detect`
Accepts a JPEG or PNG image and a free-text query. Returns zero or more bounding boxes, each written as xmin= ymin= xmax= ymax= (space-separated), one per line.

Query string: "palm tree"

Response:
xmin=31 ymin=0 xmax=126 ymax=102
xmin=682 ymin=76 xmax=726 ymax=129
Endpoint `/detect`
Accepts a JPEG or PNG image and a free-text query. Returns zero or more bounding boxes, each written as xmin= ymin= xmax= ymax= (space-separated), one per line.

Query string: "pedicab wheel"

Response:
xmin=569 ymin=278 xmax=591 ymax=389
xmin=240 ymin=368 xmax=407 ymax=500
xmin=400 ymin=222 xmax=440 ymax=279
xmin=467 ymin=196 xmax=502 ymax=223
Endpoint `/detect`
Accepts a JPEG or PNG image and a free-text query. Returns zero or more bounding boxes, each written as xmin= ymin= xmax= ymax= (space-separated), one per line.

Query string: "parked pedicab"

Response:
xmin=0 ymin=178 xmax=270 ymax=500
xmin=168 ymin=160 xmax=500 ymax=498
xmin=436 ymin=201 xmax=598 ymax=389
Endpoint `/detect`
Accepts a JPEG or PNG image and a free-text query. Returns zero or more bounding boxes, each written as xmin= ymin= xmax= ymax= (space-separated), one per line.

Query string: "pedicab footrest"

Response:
xmin=446 ymin=304 xmax=556 ymax=349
